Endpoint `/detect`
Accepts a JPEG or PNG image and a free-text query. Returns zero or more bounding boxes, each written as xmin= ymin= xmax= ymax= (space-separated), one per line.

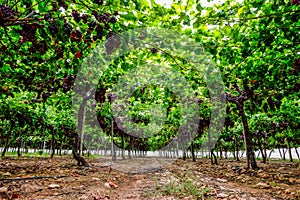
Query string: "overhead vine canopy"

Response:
xmin=0 ymin=0 xmax=299 ymax=169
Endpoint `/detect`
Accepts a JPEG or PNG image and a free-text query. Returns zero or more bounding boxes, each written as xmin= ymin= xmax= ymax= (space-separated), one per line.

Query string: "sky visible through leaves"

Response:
xmin=154 ymin=0 xmax=243 ymax=8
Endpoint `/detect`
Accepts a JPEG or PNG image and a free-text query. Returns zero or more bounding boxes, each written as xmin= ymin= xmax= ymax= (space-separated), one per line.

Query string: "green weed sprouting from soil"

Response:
xmin=149 ymin=167 xmax=211 ymax=199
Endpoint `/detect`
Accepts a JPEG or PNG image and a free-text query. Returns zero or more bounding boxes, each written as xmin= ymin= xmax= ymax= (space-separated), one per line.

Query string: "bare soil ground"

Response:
xmin=0 ymin=156 xmax=299 ymax=200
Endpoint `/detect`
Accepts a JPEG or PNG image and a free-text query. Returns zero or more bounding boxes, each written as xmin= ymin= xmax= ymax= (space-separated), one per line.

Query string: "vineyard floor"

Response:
xmin=0 ymin=156 xmax=299 ymax=199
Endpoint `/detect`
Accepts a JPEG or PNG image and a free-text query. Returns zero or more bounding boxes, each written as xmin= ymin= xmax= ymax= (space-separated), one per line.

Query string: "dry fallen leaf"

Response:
xmin=93 ymin=194 xmax=110 ymax=200
xmin=48 ymin=184 xmax=61 ymax=189
xmin=10 ymin=193 xmax=22 ymax=199
xmin=0 ymin=187 xmax=8 ymax=192
xmin=108 ymin=180 xmax=118 ymax=189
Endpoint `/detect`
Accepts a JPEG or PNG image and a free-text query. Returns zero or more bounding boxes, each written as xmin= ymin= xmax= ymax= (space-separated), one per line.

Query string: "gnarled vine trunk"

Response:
xmin=71 ymin=97 xmax=89 ymax=167
xmin=237 ymin=102 xmax=258 ymax=170
xmin=72 ymin=133 xmax=89 ymax=167
xmin=1 ymin=120 xmax=14 ymax=157
xmin=190 ymin=141 xmax=196 ymax=162
xmin=50 ymin=126 xmax=55 ymax=158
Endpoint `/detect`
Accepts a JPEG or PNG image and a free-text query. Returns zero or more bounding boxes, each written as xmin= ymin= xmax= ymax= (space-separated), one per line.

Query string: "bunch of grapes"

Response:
xmin=93 ymin=12 xmax=112 ymax=24
xmin=62 ymin=74 xmax=74 ymax=93
xmin=72 ymin=10 xmax=81 ymax=22
xmin=72 ymin=11 xmax=90 ymax=23
xmin=51 ymin=2 xmax=58 ymax=11
xmin=102 ymin=13 xmax=111 ymax=23
xmin=64 ymin=21 xmax=72 ymax=35
xmin=81 ymin=14 xmax=88 ymax=23
xmin=109 ymin=16 xmax=117 ymax=23
xmin=93 ymin=25 xmax=103 ymax=40
xmin=94 ymin=0 xmax=104 ymax=5
xmin=70 ymin=29 xmax=82 ymax=42
xmin=104 ymin=31 xmax=120 ymax=54
xmin=151 ymin=48 xmax=158 ymax=54
xmin=39 ymin=74 xmax=75 ymax=101
xmin=48 ymin=21 xmax=58 ymax=36
xmin=87 ymin=21 xmax=97 ymax=33
xmin=291 ymin=0 xmax=300 ymax=5
xmin=44 ymin=14 xmax=52 ymax=21
xmin=0 ymin=5 xmax=15 ymax=25
xmin=19 ymin=23 xmax=38 ymax=42
xmin=58 ymin=0 xmax=68 ymax=9
xmin=95 ymin=87 xmax=107 ymax=103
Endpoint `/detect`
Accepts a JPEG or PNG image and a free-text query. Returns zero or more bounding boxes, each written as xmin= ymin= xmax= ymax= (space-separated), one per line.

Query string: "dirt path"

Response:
xmin=0 ymin=157 xmax=299 ymax=199
xmin=109 ymin=165 xmax=276 ymax=200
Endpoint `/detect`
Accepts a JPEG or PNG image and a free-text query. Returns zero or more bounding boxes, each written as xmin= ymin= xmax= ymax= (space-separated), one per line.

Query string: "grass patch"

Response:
xmin=150 ymin=168 xmax=211 ymax=199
